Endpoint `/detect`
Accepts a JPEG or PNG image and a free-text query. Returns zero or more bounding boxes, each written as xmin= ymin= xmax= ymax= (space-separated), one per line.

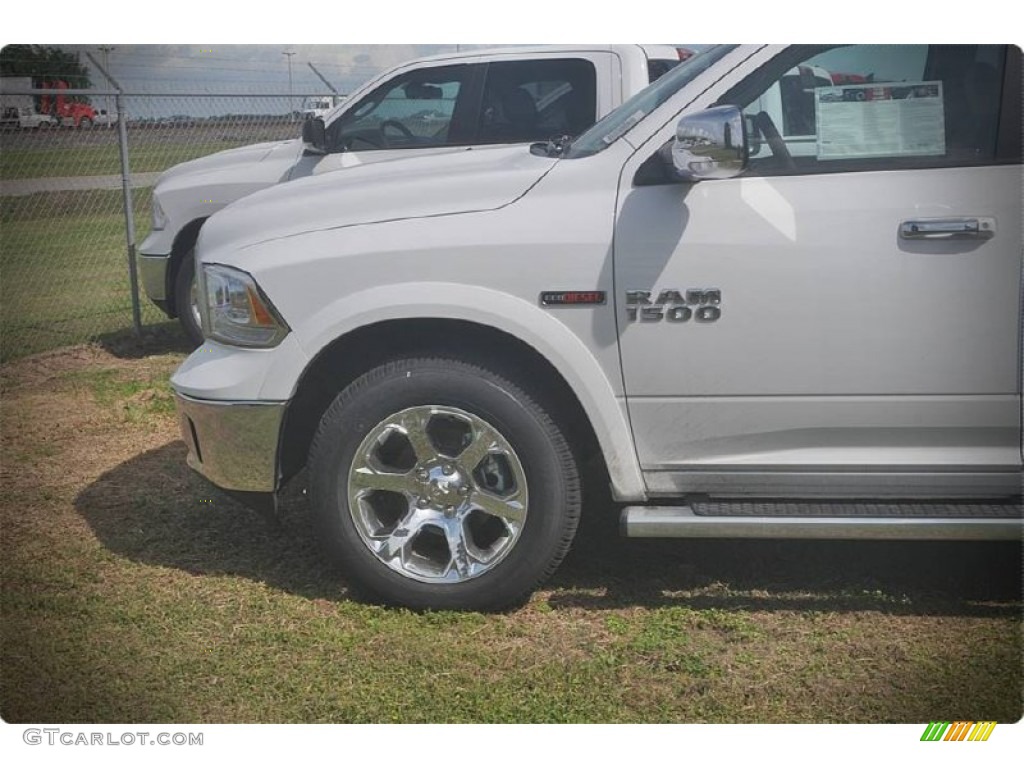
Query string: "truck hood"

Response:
xmin=197 ymin=145 xmax=558 ymax=258
xmin=156 ymin=139 xmax=303 ymax=190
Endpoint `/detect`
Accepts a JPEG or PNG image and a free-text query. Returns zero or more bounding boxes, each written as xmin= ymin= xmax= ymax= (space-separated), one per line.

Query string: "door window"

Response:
xmin=476 ymin=59 xmax=597 ymax=144
xmin=723 ymin=45 xmax=1010 ymax=174
xmin=331 ymin=64 xmax=473 ymax=151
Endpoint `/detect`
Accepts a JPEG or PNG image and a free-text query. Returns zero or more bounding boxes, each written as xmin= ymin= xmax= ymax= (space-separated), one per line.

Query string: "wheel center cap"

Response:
xmin=423 ymin=465 xmax=465 ymax=507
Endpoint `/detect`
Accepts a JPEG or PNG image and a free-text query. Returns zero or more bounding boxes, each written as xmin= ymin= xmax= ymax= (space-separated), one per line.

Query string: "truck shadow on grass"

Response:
xmin=94 ymin=323 xmax=197 ymax=360
xmin=76 ymin=441 xmax=1023 ymax=616
xmin=551 ymin=502 xmax=1023 ymax=616
xmin=75 ymin=441 xmax=351 ymax=603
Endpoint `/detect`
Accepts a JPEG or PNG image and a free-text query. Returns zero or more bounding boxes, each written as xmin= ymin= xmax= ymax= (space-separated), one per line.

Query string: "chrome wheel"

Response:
xmin=175 ymin=248 xmax=203 ymax=346
xmin=189 ymin=275 xmax=202 ymax=331
xmin=311 ymin=356 xmax=580 ymax=610
xmin=347 ymin=405 xmax=528 ymax=584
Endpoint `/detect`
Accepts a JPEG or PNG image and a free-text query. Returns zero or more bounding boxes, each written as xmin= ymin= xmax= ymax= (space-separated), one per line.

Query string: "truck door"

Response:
xmin=614 ymin=44 xmax=1022 ymax=499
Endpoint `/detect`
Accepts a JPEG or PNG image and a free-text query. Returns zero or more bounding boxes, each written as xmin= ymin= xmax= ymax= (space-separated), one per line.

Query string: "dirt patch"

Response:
xmin=1 ymin=343 xmax=118 ymax=392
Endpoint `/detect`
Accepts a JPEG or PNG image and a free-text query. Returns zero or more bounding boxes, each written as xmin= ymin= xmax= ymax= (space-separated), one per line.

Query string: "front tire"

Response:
xmin=174 ymin=249 xmax=203 ymax=346
xmin=309 ymin=357 xmax=581 ymax=611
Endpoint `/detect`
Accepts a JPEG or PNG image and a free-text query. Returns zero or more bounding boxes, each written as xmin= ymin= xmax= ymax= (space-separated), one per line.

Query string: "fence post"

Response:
xmin=87 ymin=52 xmax=142 ymax=336
xmin=115 ymin=92 xmax=142 ymax=336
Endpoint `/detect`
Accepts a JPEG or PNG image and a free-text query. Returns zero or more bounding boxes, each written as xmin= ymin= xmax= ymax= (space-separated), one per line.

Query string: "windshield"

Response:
xmin=564 ymin=45 xmax=738 ymax=159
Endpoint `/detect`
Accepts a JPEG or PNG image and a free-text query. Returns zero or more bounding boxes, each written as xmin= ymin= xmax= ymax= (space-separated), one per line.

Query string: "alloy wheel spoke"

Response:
xmin=395 ymin=411 xmax=438 ymax=464
xmin=442 ymin=518 xmax=474 ymax=579
xmin=377 ymin=508 xmax=433 ymax=562
xmin=471 ymin=487 xmax=526 ymax=525
xmin=457 ymin=422 xmax=501 ymax=472
xmin=350 ymin=464 xmax=420 ymax=496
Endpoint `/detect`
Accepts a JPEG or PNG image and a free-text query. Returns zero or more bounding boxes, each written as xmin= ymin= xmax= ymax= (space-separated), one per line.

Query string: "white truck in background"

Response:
xmin=302 ymin=95 xmax=344 ymax=120
xmin=138 ymin=44 xmax=693 ymax=343
xmin=0 ymin=76 xmax=57 ymax=129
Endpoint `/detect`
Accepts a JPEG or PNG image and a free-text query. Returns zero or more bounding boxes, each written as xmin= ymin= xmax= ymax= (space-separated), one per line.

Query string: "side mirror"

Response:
xmin=671 ymin=105 xmax=747 ymax=181
xmin=302 ymin=115 xmax=327 ymax=154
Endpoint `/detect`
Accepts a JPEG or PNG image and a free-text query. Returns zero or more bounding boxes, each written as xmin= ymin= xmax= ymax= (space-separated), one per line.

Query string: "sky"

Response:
xmin=3 ymin=43 xmax=584 ymax=119
xmin=2 ymin=43 xmax=502 ymax=119
xmin=4 ymin=6 xmax=1015 ymax=121
xmin=6 ymin=0 xmax=1016 ymax=98
xmin=54 ymin=44 xmax=472 ymax=95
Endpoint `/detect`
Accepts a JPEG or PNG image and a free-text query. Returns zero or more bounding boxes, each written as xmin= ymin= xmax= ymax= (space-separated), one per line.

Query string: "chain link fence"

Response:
xmin=1 ymin=90 xmax=325 ymax=361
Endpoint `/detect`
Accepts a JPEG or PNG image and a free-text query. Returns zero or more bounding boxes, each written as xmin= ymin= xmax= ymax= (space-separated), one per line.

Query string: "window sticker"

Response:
xmin=814 ymin=81 xmax=945 ymax=160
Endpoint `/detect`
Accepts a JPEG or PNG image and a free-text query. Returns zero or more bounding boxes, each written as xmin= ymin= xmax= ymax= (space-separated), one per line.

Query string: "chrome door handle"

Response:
xmin=900 ymin=217 xmax=995 ymax=240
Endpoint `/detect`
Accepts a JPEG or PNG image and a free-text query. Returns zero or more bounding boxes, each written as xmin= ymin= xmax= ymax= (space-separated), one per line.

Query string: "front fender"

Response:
xmin=285 ymin=282 xmax=645 ymax=501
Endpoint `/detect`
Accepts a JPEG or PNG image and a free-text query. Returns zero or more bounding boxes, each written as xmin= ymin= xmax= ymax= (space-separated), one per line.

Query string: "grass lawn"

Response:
xmin=0 ymin=141 xmax=245 ymax=180
xmin=1 ymin=337 xmax=1020 ymax=723
xmin=0 ymin=125 xmax=297 ymax=358
xmin=0 ymin=189 xmax=166 ymax=362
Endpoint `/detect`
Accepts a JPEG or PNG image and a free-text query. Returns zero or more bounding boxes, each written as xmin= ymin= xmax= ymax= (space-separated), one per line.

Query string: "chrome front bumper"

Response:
xmin=138 ymin=253 xmax=171 ymax=303
xmin=139 ymin=226 xmax=178 ymax=306
xmin=175 ymin=393 xmax=286 ymax=492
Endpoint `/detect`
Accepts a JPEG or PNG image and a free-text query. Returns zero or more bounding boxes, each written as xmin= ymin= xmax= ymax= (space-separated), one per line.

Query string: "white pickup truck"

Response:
xmin=172 ymin=44 xmax=1023 ymax=611
xmin=0 ymin=77 xmax=57 ymax=129
xmin=139 ymin=44 xmax=689 ymax=343
xmin=0 ymin=106 xmax=56 ymax=129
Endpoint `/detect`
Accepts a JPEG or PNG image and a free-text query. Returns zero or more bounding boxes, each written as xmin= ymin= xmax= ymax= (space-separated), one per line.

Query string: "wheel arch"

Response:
xmin=279 ymin=316 xmax=645 ymax=502
xmin=165 ymin=217 xmax=207 ymax=317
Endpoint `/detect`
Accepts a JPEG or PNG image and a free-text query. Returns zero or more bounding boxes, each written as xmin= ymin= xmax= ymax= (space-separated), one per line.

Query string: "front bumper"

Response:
xmin=139 ymin=227 xmax=176 ymax=307
xmin=138 ymin=253 xmax=171 ymax=304
xmin=175 ymin=393 xmax=286 ymax=493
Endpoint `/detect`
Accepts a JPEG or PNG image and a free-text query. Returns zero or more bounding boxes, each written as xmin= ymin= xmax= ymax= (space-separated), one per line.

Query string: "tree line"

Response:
xmin=1 ymin=45 xmax=92 ymax=88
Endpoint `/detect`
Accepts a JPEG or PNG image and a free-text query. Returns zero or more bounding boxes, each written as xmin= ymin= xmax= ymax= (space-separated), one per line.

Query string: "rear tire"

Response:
xmin=174 ymin=249 xmax=203 ymax=346
xmin=309 ymin=357 xmax=581 ymax=611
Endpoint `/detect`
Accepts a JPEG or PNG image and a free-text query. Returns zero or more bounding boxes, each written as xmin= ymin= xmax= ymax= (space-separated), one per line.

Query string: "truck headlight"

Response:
xmin=151 ymin=196 xmax=168 ymax=231
xmin=201 ymin=264 xmax=290 ymax=347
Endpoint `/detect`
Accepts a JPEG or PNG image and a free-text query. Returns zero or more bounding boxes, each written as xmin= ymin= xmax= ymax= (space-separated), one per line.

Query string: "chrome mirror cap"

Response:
xmin=672 ymin=105 xmax=747 ymax=181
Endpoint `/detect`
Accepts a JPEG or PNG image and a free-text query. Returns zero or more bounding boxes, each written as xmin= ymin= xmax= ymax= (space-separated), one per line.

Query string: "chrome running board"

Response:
xmin=620 ymin=502 xmax=1022 ymax=541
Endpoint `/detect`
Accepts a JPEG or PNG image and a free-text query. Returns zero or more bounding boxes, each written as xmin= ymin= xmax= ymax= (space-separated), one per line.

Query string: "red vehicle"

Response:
xmin=39 ymin=80 xmax=97 ymax=128
xmin=830 ymin=72 xmax=869 ymax=85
